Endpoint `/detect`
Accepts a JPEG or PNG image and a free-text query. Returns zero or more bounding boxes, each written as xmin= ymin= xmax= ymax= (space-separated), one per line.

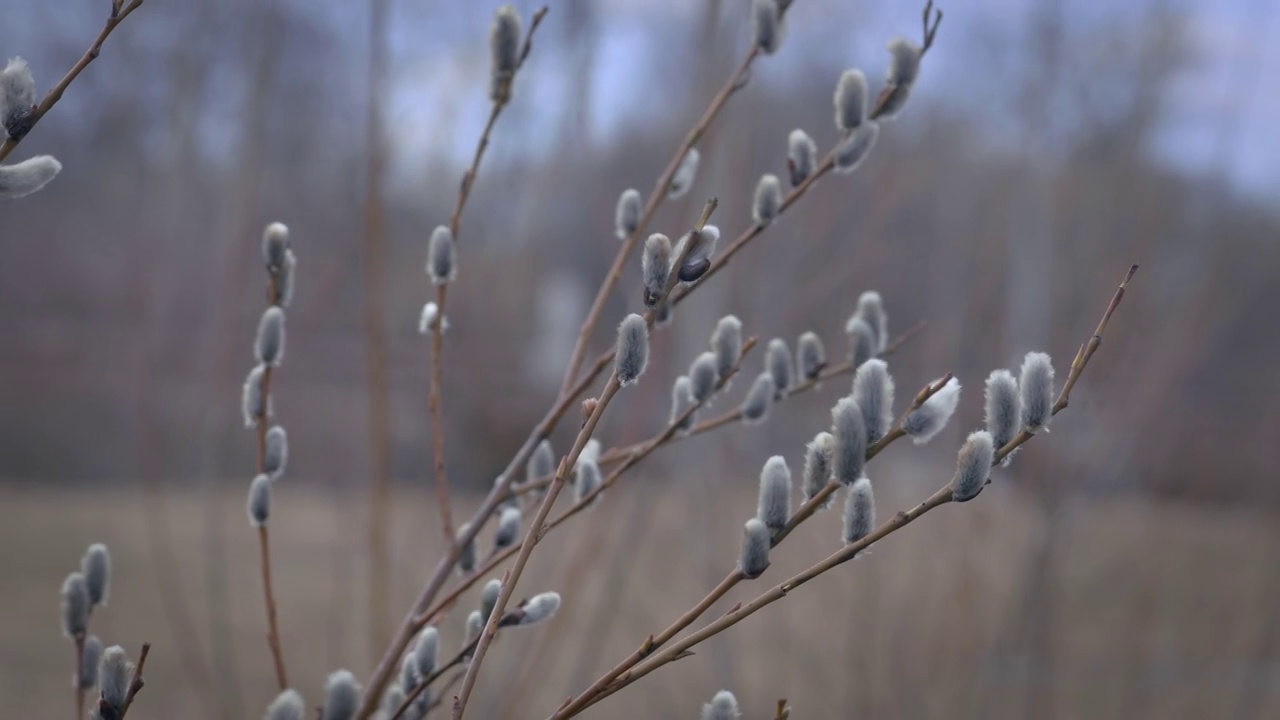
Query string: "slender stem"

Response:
xmin=354 ymin=11 xmax=551 ymax=717
xmin=428 ymin=282 xmax=455 ymax=542
xmin=569 ymin=264 xmax=1137 ymax=718
xmin=257 ymin=525 xmax=288 ymax=690
xmin=74 ymin=635 xmax=85 ymax=720
xmin=0 ymin=0 xmax=146 ymax=163
xmin=117 ymin=641 xmax=152 ymax=718
xmin=558 ymin=46 xmax=760 ymax=394
xmin=451 ymin=377 xmax=623 ymax=718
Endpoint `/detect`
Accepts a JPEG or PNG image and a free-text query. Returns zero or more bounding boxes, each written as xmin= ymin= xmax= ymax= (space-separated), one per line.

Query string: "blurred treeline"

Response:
xmin=1 ymin=0 xmax=1276 ymax=503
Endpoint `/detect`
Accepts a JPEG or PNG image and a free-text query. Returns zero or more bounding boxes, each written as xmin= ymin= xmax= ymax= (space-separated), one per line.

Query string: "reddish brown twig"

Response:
xmin=0 ymin=1 xmax=146 ymax=163
xmin=568 ymin=265 xmax=1137 ymax=717
xmin=117 ymin=641 xmax=152 ymax=718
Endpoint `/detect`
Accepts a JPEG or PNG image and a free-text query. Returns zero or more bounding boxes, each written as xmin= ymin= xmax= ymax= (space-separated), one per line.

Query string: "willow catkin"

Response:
xmin=0 ymin=155 xmax=62 ymax=198
xmin=262 ymin=222 xmax=289 ymax=270
xmin=787 ymin=128 xmax=817 ymax=186
xmin=493 ymin=506 xmax=521 ymax=549
xmin=0 ymin=57 xmax=36 ymax=136
xmin=752 ymin=0 xmax=783 ymax=54
xmin=615 ymin=188 xmax=642 ymax=240
xmin=902 ymin=377 xmax=962 ymax=444
xmin=98 ymin=645 xmax=132 ymax=712
xmin=710 ymin=315 xmax=743 ymax=379
xmin=1018 ymin=352 xmax=1055 ymax=432
xmin=255 ymin=306 xmax=286 ymax=366
xmin=802 ymin=431 xmax=835 ymax=505
xmin=247 ymin=474 xmax=272 ymax=527
xmin=670 ymin=376 xmax=698 ymax=433
xmin=276 ymin=249 xmax=297 ymax=307
xmin=855 ymin=291 xmax=888 ymax=352
xmin=675 ymin=225 xmax=720 ymax=282
xmin=765 ymin=338 xmax=794 ymax=398
xmin=413 ymin=627 xmax=439 ymax=679
xmin=527 ymin=439 xmax=555 ymax=483
xmin=79 ymin=635 xmax=103 ymax=690
xmin=752 ymin=173 xmax=782 ymax=227
xmin=834 ymin=122 xmax=880 ymax=174
xmin=842 ymin=476 xmax=876 ymax=545
xmin=797 ymin=331 xmax=826 ymax=380
xmin=689 ymin=351 xmax=719 ymax=403
xmin=984 ymin=369 xmax=1021 ymax=455
xmin=831 ymin=397 xmax=867 ymax=485
xmin=81 ymin=543 xmax=110 ymax=608
xmin=321 ymin=670 xmax=361 ymax=720
xmin=951 ymin=431 xmax=995 ymax=502
xmin=264 ymin=425 xmax=288 ymax=479
xmin=845 ymin=318 xmax=876 ymax=369
xmin=668 ymin=147 xmax=700 ymax=199
xmin=641 ymin=233 xmax=672 ymax=307
xmin=701 ymin=690 xmax=741 ymax=720
xmin=615 ymin=314 xmax=650 ymax=386
xmin=513 ymin=592 xmax=561 ymax=625
xmin=877 ymin=37 xmax=922 ymax=120
xmin=851 ymin=359 xmax=894 ymax=445
xmin=480 ymin=579 xmax=502 ymax=623
xmin=756 ymin=456 xmax=792 ymax=531
xmin=266 ymin=689 xmax=306 ymax=720
xmin=463 ymin=611 xmax=483 ymax=654
xmin=427 ymin=225 xmax=457 ymax=285
xmin=739 ymin=519 xmax=770 ymax=578
xmin=574 ymin=456 xmax=603 ymax=505
xmin=833 ymin=69 xmax=869 ymax=132
xmin=456 ymin=523 xmax=477 ymax=574
xmin=61 ymin=572 xmax=89 ymax=639
xmin=741 ymin=373 xmax=776 ymax=425
xmin=489 ymin=5 xmax=523 ymax=102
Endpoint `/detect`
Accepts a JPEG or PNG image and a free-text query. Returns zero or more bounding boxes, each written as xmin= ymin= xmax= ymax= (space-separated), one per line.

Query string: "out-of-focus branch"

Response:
xmin=0 ymin=0 xmax=147 ymax=162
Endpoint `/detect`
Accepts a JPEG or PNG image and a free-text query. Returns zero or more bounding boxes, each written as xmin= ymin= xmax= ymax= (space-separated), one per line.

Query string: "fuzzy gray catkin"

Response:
xmin=787 ymin=129 xmax=817 ymax=186
xmin=851 ymin=359 xmax=894 ymax=445
xmin=878 ymin=37 xmax=922 ymax=120
xmin=831 ymin=397 xmax=867 ymax=484
xmin=845 ymin=318 xmax=876 ymax=368
xmin=802 ymin=432 xmax=835 ymax=505
xmin=752 ymin=0 xmax=783 ymax=54
xmin=710 ymin=315 xmax=743 ymax=379
xmin=98 ymin=645 xmax=132 ymax=711
xmin=0 ymin=155 xmax=62 ymax=198
xmin=79 ymin=635 xmax=103 ymax=690
xmin=494 ymin=506 xmax=521 ymax=549
xmin=464 ymin=611 xmax=483 ymax=653
xmin=670 ymin=376 xmax=698 ymax=433
xmin=855 ymin=291 xmax=888 ymax=352
xmin=528 ymin=439 xmax=555 ymax=482
xmin=842 ymin=477 xmax=876 ymax=544
xmin=641 ymin=233 xmax=672 ymax=307
xmin=321 ymin=670 xmax=361 ymax=720
xmin=757 ymin=456 xmax=792 ymax=531
xmin=902 ymin=377 xmax=961 ymax=444
xmin=579 ymin=438 xmax=602 ymax=465
xmin=427 ymin=226 xmax=457 ymax=285
xmin=574 ymin=456 xmax=603 ymax=505
xmin=381 ymin=686 xmax=406 ymax=716
xmin=413 ymin=627 xmax=439 ymax=679
xmin=797 ymin=331 xmax=825 ymax=380
xmin=702 ymin=690 xmax=742 ymax=720
xmin=1019 ymin=352 xmax=1055 ymax=432
xmin=766 ymin=338 xmax=794 ymax=397
xmin=489 ymin=5 xmax=523 ymax=102
xmin=266 ymin=689 xmax=306 ymax=720
xmin=834 ymin=121 xmax=880 ymax=174
xmin=1 ymin=57 xmax=36 ymax=136
xmin=263 ymin=222 xmax=289 ymax=269
xmin=834 ymin=69 xmax=869 ymax=132
xmin=675 ymin=225 xmax=720 ymax=282
xmin=952 ymin=431 xmax=995 ymax=502
xmin=255 ymin=306 xmax=286 ymax=366
xmin=61 ymin=572 xmax=89 ymax=638
xmin=456 ymin=523 xmax=477 ymax=574
xmin=81 ymin=543 xmax=110 ymax=608
xmin=985 ymin=369 xmax=1021 ymax=454
xmin=516 ymin=592 xmax=561 ymax=625
xmin=689 ymin=351 xmax=719 ymax=403
xmin=264 ymin=425 xmax=288 ymax=479
xmin=668 ymin=147 xmax=699 ymax=199
xmin=739 ymin=519 xmax=771 ymax=578
xmin=615 ymin=188 xmax=642 ymax=240
xmin=247 ymin=474 xmax=272 ymax=527
xmin=741 ymin=373 xmax=776 ymax=425
xmin=277 ymin=250 xmax=297 ymax=307
xmin=752 ymin=173 xmax=782 ymax=227
xmin=418 ymin=302 xmax=447 ymax=334
xmin=615 ymin=314 xmax=650 ymax=386
xmin=480 ymin=579 xmax=501 ymax=623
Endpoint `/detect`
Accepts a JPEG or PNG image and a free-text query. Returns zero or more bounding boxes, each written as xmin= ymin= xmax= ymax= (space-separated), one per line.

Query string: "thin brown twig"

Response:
xmin=117 ymin=641 xmax=152 ymax=718
xmin=254 ymin=275 xmax=288 ymax=690
xmin=74 ymin=634 xmax=85 ymax=720
xmin=557 ymin=43 xmax=760 ymax=394
xmin=354 ymin=11 xmax=550 ymax=717
xmin=572 ymin=265 xmax=1137 ymax=716
xmin=0 ymin=0 xmax=146 ymax=163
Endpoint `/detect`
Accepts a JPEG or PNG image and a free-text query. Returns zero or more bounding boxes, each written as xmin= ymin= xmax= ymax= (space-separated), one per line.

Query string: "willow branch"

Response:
xmin=0 ymin=0 xmax=146 ymax=163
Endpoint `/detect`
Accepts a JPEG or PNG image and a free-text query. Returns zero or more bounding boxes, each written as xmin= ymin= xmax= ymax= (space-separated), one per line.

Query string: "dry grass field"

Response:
xmin=4 ymin=471 xmax=1277 ymax=719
